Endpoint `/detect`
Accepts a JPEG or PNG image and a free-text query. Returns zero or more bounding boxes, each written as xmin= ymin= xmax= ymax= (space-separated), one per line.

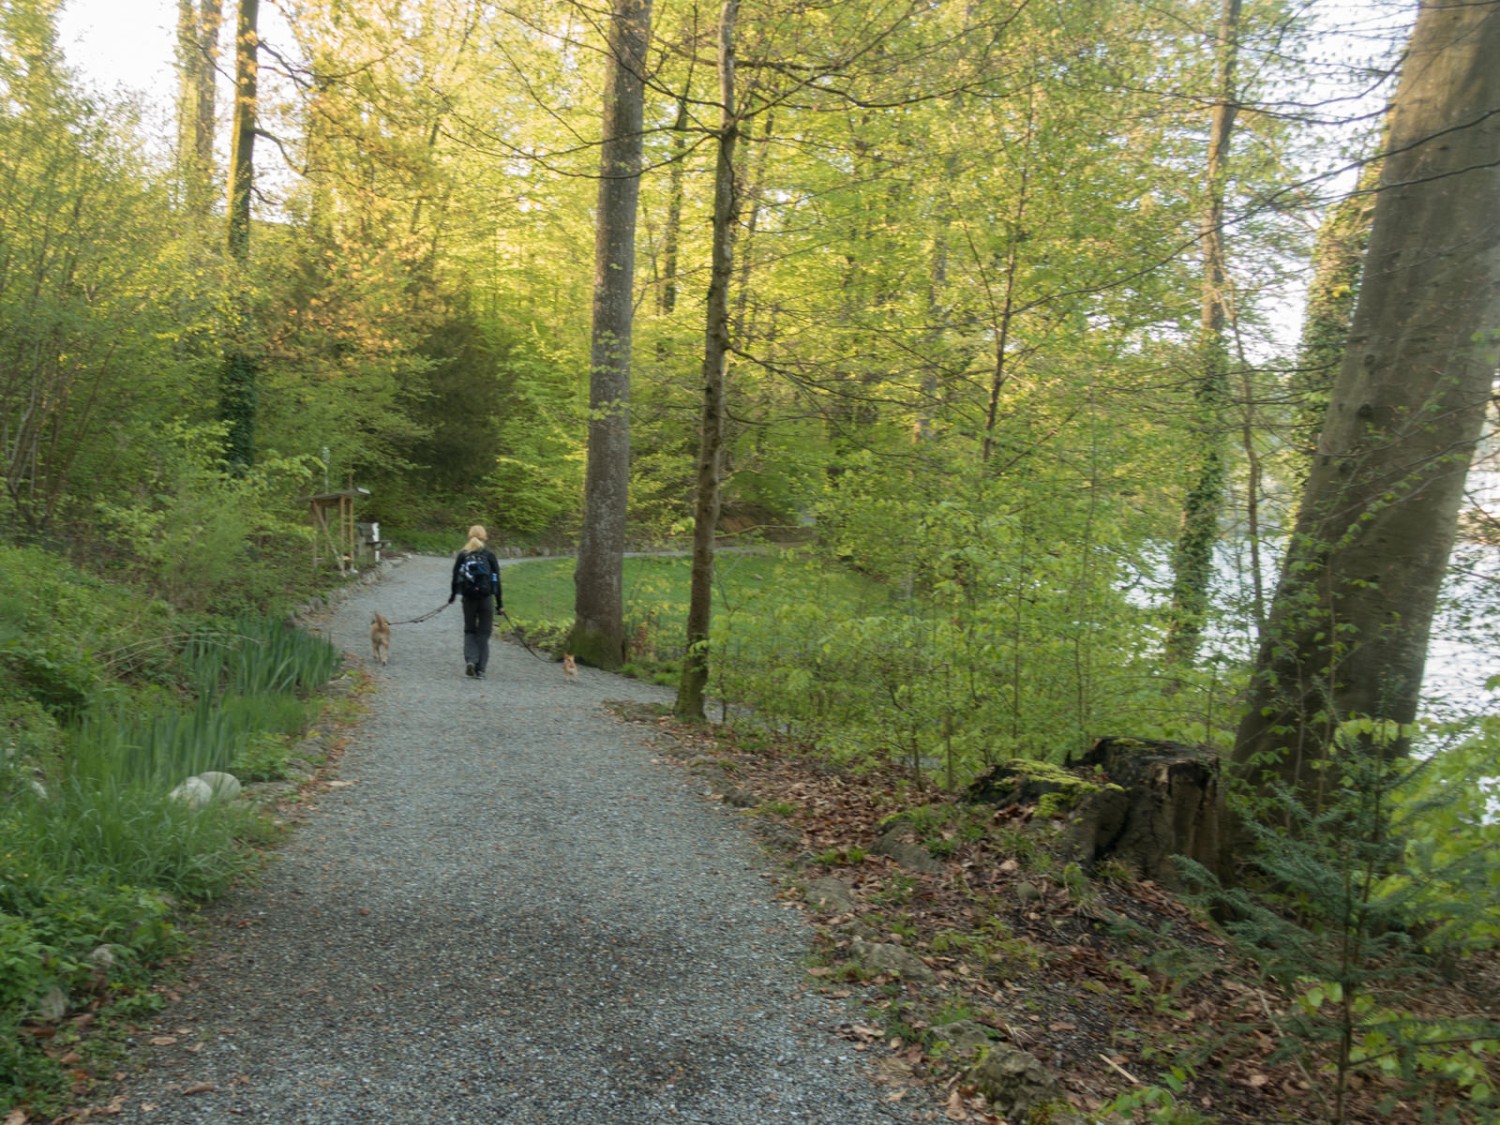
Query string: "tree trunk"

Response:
xmin=1165 ymin=0 xmax=1241 ymax=666
xmin=658 ymin=88 xmax=690 ymax=316
xmin=964 ymin=738 xmax=1225 ymax=888
xmin=675 ymin=0 xmax=739 ymax=721
xmin=176 ymin=0 xmax=220 ymax=230
xmin=221 ymin=0 xmax=259 ymax=472
xmin=1233 ymin=0 xmax=1500 ymax=810
xmin=571 ymin=0 xmax=654 ymax=670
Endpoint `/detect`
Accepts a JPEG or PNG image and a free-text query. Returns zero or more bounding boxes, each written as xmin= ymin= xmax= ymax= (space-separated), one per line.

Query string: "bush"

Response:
xmin=93 ymin=421 xmax=322 ymax=616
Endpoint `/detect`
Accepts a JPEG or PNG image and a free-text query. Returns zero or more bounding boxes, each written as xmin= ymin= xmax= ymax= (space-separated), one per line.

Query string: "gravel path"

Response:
xmin=108 ymin=554 xmax=924 ymax=1124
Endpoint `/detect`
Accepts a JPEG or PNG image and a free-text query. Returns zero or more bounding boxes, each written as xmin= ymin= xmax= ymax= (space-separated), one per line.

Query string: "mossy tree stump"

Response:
xmin=1067 ymin=737 xmax=1225 ymax=888
xmin=967 ymin=738 xmax=1226 ymax=889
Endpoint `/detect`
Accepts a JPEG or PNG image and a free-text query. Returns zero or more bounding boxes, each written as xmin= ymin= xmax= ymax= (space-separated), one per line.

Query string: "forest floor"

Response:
xmin=620 ymin=704 xmax=1500 ymax=1124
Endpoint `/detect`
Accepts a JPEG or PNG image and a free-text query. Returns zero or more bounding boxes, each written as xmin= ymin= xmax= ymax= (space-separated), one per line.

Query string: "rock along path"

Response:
xmin=108 ymin=553 xmax=924 ymax=1124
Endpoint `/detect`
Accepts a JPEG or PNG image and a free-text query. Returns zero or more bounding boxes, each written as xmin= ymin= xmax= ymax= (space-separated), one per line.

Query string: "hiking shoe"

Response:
xmin=474 ymin=669 xmax=486 ymax=680
xmin=465 ymin=662 xmax=476 ymax=678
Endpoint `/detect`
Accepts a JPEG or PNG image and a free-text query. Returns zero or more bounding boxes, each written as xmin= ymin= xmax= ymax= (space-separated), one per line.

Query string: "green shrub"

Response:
xmin=0 ymin=914 xmax=53 ymax=1013
xmin=92 ymin=421 xmax=322 ymax=616
xmin=1185 ymin=720 xmax=1500 ymax=1122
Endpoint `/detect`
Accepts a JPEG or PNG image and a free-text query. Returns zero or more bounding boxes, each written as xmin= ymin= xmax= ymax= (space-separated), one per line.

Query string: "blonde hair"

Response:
xmin=464 ymin=524 xmax=488 ymax=553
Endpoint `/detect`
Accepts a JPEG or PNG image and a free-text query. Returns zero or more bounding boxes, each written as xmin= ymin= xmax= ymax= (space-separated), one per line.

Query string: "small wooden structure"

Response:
xmin=297 ymin=487 xmax=370 ymax=572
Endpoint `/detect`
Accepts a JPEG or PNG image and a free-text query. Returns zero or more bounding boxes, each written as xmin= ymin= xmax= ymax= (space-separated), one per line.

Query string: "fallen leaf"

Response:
xmin=945 ymin=1088 xmax=970 ymax=1120
xmin=181 ymin=1082 xmax=215 ymax=1096
xmin=5 ymin=1109 xmax=28 ymax=1125
xmin=150 ymin=1036 xmax=178 ymax=1047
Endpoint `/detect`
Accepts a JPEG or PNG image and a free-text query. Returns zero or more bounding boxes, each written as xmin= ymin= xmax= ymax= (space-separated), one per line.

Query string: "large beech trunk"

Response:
xmin=1233 ymin=1 xmax=1500 ymax=808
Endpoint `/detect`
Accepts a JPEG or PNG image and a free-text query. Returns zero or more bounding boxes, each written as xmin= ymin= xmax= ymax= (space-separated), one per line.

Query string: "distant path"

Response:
xmin=106 ymin=554 xmax=919 ymax=1124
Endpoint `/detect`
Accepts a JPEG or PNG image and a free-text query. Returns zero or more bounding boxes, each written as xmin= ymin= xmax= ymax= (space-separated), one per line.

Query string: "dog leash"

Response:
xmin=386 ymin=602 xmax=452 ymax=626
xmin=384 ymin=602 xmax=552 ymax=664
xmin=499 ymin=608 xmax=553 ymax=663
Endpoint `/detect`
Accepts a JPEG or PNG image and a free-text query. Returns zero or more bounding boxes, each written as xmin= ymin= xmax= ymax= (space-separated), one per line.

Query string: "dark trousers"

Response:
xmin=462 ymin=596 xmax=494 ymax=672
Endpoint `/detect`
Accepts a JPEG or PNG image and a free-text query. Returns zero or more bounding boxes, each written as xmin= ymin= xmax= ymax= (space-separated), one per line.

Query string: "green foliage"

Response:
xmin=186 ymin=616 xmax=341 ymax=699
xmin=816 ymin=846 xmax=867 ymax=867
xmin=1386 ymin=719 xmax=1500 ymax=947
xmin=0 ymin=913 xmax=53 ymax=1014
xmin=879 ymin=803 xmax=990 ymax=850
xmin=0 ymin=4 xmax=198 ymax=538
xmin=1095 ymin=1066 xmax=1210 ymax=1123
xmin=94 ymin=421 xmax=323 ymax=615
xmin=0 ymin=542 xmax=341 ymax=1110
xmin=1184 ymin=719 xmax=1500 ymax=1122
xmin=484 ymin=337 xmax=587 ymax=536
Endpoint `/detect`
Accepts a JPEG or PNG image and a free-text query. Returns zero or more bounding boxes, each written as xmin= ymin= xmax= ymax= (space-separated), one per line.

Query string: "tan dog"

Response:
xmin=562 ymin=653 xmax=577 ymax=683
xmin=370 ymin=612 xmax=391 ymax=666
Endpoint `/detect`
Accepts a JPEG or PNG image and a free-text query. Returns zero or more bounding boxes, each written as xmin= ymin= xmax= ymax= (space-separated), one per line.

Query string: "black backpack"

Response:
xmin=458 ymin=552 xmax=493 ymax=598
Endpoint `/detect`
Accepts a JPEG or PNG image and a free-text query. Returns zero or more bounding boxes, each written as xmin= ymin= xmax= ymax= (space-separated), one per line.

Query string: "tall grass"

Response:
xmin=1 ymin=603 xmax=341 ymax=1108
xmin=185 ymin=616 xmax=342 ymax=698
xmin=69 ymin=695 xmax=242 ymax=790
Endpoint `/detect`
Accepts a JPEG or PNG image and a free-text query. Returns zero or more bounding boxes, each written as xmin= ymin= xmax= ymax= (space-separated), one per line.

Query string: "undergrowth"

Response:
xmin=0 ymin=544 xmax=343 ymax=1113
xmin=633 ymin=709 xmax=1500 ymax=1124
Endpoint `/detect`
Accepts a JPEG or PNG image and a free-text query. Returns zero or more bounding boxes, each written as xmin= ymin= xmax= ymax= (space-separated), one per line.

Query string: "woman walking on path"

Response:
xmin=449 ymin=523 xmax=503 ymax=678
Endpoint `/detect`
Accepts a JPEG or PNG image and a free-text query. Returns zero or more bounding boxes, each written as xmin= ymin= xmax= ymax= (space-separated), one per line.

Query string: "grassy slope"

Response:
xmin=0 ymin=545 xmax=353 ymax=1116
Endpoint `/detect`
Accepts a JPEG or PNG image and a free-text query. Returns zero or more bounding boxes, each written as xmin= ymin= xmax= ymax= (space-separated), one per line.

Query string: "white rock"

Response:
xmin=28 ymin=778 xmax=47 ymax=800
xmin=37 ymin=986 xmax=67 ymax=1022
xmin=89 ymin=945 xmax=116 ymax=970
xmin=169 ymin=777 xmax=213 ymax=808
xmin=196 ymin=771 xmax=242 ymax=801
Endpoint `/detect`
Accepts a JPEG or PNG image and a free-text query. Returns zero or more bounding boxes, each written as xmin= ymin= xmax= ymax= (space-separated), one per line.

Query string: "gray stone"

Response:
xmin=169 ymin=777 xmax=213 ymax=809
xmin=804 ymin=876 xmax=857 ymax=914
xmin=931 ymin=1020 xmax=993 ymax=1057
xmin=751 ymin=821 xmax=802 ymax=851
xmin=872 ymin=828 xmax=945 ymax=874
xmin=197 ymin=771 xmax=243 ymax=801
xmin=969 ymin=1044 xmax=1064 ymax=1120
xmin=852 ymin=939 xmax=936 ymax=983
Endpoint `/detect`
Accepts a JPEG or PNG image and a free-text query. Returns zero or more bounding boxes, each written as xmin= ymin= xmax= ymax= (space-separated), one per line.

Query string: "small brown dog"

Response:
xmin=370 ymin=612 xmax=391 ymax=666
xmin=562 ymin=653 xmax=577 ymax=683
